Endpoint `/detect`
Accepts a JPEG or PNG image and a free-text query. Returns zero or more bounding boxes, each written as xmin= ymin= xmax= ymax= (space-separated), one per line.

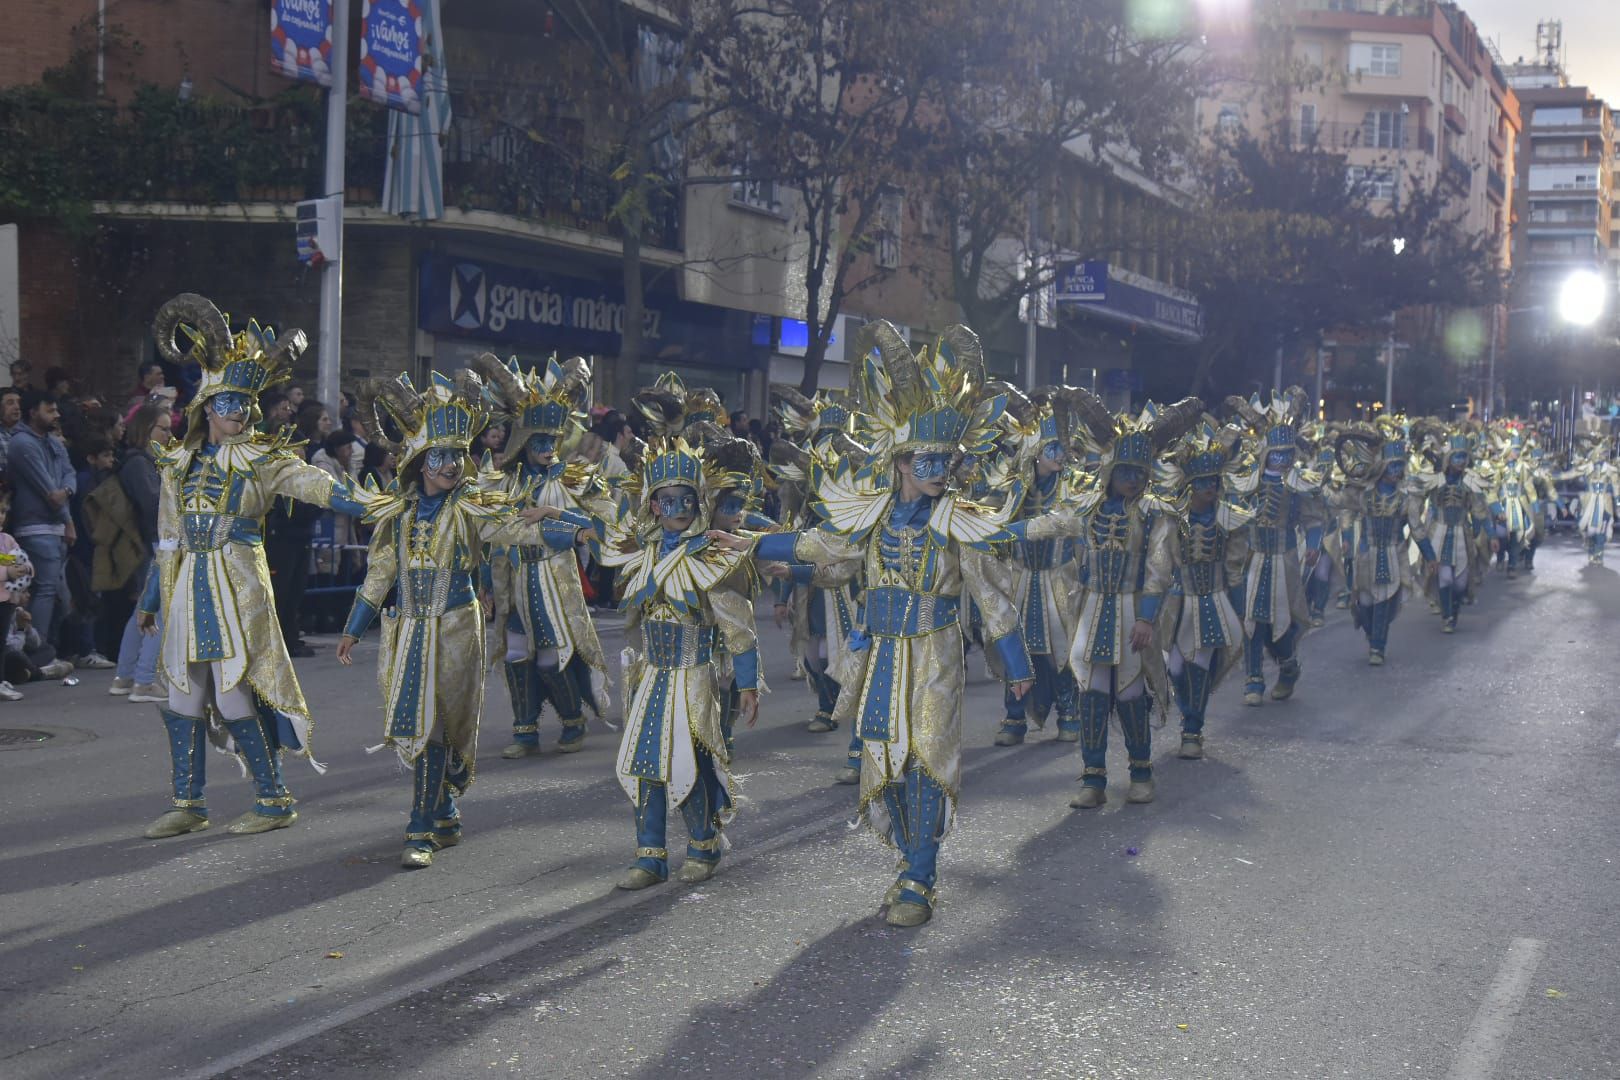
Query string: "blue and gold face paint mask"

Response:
xmin=1191 ymin=475 xmax=1220 ymax=496
xmin=910 ymin=452 xmax=952 ymax=481
xmin=1040 ymin=440 xmax=1065 ymax=462
xmin=210 ymin=392 xmax=252 ymax=420
xmin=424 ymin=447 xmax=466 ymax=475
xmin=716 ymin=493 xmax=745 ymax=518
xmin=526 ymin=433 xmax=558 ymax=456
xmin=654 ymin=487 xmax=698 ymax=518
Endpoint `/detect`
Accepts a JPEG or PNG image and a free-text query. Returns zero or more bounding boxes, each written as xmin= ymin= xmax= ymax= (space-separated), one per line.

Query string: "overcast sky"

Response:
xmin=1462 ymin=0 xmax=1619 ymax=106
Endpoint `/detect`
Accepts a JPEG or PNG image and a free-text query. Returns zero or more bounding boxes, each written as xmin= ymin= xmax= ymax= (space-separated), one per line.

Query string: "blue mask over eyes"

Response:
xmin=1384 ymin=462 xmax=1406 ymax=483
xmin=1040 ymin=440 xmax=1064 ymax=462
xmin=654 ymin=488 xmax=698 ymax=517
xmin=1112 ymin=464 xmax=1147 ymax=487
xmin=911 ymin=453 xmax=951 ymax=480
xmin=1191 ymin=476 xmax=1220 ymax=495
xmin=424 ymin=448 xmax=465 ymax=474
xmin=1265 ymin=449 xmax=1294 ymax=472
xmin=716 ymin=494 xmax=745 ymax=517
xmin=210 ymin=392 xmax=251 ymax=419
xmin=1448 ymin=452 xmax=1469 ymax=469
xmin=526 ymin=433 xmax=558 ymax=456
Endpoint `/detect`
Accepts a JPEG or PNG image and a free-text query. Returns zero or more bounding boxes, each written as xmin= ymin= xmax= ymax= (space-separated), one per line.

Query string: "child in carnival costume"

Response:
xmin=1483 ymin=426 xmax=1541 ymax=577
xmin=1224 ymin=389 xmax=1327 ymax=707
xmin=338 ymin=370 xmax=572 ymax=868
xmin=1557 ymin=422 xmax=1618 ymax=566
xmin=1010 ymin=389 xmax=1202 ymax=807
xmin=990 ymin=387 xmax=1086 ymax=748
xmin=1330 ymin=419 xmax=1423 ymax=665
xmin=715 ymin=322 xmax=1035 ymax=928
xmin=138 ymin=294 xmax=385 ymax=840
xmin=767 ymin=390 xmax=868 ymax=779
xmin=1298 ymin=424 xmax=1346 ymax=627
xmin=1154 ymin=418 xmax=1252 ymax=760
xmin=472 ymin=354 xmax=614 ymax=760
xmin=701 ymin=435 xmax=778 ymax=757
xmin=1410 ymin=422 xmax=1493 ymax=632
xmin=595 ymin=414 xmax=763 ymax=891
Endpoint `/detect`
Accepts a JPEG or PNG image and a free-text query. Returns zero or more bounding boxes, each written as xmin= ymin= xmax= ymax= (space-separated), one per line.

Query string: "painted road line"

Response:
xmin=1443 ymin=936 xmax=1545 ymax=1080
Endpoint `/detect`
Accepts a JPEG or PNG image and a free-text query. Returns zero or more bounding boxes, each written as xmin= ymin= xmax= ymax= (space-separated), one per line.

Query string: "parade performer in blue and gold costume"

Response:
xmin=1331 ymin=419 xmax=1421 ymax=665
xmin=138 ymin=294 xmax=384 ymax=840
xmin=1224 ymin=389 xmax=1326 ymax=707
xmin=595 ymin=409 xmax=763 ymax=891
xmin=1411 ymin=423 xmax=1492 ymax=633
xmin=1156 ymin=418 xmax=1251 ymax=759
xmin=991 ymin=388 xmax=1084 ymax=748
xmin=1559 ymin=423 xmax=1618 ymax=566
xmin=1010 ymin=390 xmax=1201 ymax=805
xmin=338 ymin=368 xmax=570 ymax=868
xmin=769 ymin=388 xmax=866 ymax=779
xmin=715 ymin=322 xmax=1034 ymax=928
xmin=473 ymin=354 xmax=614 ymax=760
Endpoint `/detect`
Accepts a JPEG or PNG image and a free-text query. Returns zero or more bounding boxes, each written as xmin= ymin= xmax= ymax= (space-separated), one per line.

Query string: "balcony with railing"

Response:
xmin=1444 ymin=150 xmax=1472 ymax=191
xmin=1292 ymin=119 xmax=1433 ymax=153
xmin=1486 ymin=167 xmax=1506 ymax=203
xmin=0 ymin=83 xmax=680 ymax=252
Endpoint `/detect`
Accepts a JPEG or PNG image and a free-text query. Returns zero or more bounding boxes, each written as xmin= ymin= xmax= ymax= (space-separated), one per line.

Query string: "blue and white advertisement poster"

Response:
xmin=359 ymin=0 xmax=425 ymax=114
xmin=269 ymin=0 xmax=334 ymax=88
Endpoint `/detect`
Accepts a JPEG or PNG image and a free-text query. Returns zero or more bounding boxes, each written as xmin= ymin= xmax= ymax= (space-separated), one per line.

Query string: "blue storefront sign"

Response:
xmin=1055 ymin=262 xmax=1203 ymax=342
xmin=418 ymin=254 xmax=747 ymax=365
xmin=1055 ymin=261 xmax=1108 ymax=303
xmin=359 ymin=0 xmax=426 ymax=114
xmin=269 ymin=0 xmax=334 ymax=88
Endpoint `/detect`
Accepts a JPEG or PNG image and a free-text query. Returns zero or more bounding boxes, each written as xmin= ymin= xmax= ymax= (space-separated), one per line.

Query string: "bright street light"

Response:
xmin=1557 ymin=269 xmax=1607 ymax=328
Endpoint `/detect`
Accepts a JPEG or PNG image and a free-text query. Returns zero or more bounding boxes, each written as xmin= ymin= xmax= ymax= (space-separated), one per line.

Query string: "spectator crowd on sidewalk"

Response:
xmin=0 ymin=357 xmax=785 ymax=704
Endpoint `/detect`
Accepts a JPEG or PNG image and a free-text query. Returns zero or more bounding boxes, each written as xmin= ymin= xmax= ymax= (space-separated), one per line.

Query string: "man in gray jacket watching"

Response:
xmin=7 ymin=389 xmax=76 ymax=648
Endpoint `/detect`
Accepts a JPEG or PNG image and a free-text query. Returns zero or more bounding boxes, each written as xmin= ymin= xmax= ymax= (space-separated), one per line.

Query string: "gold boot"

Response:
xmin=143 ymin=809 xmax=210 ymax=839
xmin=835 ymin=765 xmax=861 ymax=785
xmin=1177 ymin=735 xmax=1204 ymax=760
xmin=225 ymin=810 xmax=297 ymax=835
xmin=401 ymin=845 xmax=434 ymax=869
xmin=676 ymin=858 xmax=718 ymax=883
xmin=616 ymin=866 xmax=664 ymax=891
xmin=1126 ymin=778 xmax=1156 ymax=804
xmin=886 ymin=900 xmax=932 ymax=928
xmin=500 ymin=742 xmax=541 ymax=760
xmin=1069 ymin=785 xmax=1106 ymax=809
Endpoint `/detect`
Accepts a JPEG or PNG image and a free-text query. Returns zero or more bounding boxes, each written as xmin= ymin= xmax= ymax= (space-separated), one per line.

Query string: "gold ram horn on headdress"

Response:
xmin=152 ymin=293 xmax=232 ymax=368
xmin=938 ymin=325 xmax=986 ymax=390
xmin=1149 ymin=397 xmax=1207 ymax=452
xmin=376 ymin=376 xmax=427 ymax=436
xmin=1223 ymin=394 xmax=1266 ymax=432
xmin=357 ymin=379 xmax=404 ymax=455
xmin=464 ymin=352 xmax=524 ymax=414
xmin=1056 ymin=385 xmax=1119 ymax=448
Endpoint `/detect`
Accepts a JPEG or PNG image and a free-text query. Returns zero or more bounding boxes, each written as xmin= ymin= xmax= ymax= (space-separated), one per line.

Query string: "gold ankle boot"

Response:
xmin=143 ymin=809 xmax=210 ymax=839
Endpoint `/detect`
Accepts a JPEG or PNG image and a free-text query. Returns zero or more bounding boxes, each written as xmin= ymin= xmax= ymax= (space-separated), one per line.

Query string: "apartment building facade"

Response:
xmin=1 ymin=0 xmax=809 ymax=415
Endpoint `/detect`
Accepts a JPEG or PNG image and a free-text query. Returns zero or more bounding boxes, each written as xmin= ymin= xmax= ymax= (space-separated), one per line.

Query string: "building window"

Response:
xmin=1362 ymin=109 xmax=1405 ymax=148
xmin=1299 ymin=104 xmax=1319 ymax=142
xmin=1299 ymin=41 xmax=1324 ymax=68
xmin=1346 ymin=165 xmax=1396 ymax=201
xmin=730 ymin=147 xmax=779 ymax=213
xmin=1350 ymin=42 xmax=1401 ymax=77
xmin=875 ymin=189 xmax=904 ymax=270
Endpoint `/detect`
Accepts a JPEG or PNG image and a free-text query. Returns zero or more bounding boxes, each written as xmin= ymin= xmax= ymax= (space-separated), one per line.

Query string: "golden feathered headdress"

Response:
xmin=849 ymin=321 xmax=1006 ymax=468
xmin=152 ymin=293 xmax=303 ymax=442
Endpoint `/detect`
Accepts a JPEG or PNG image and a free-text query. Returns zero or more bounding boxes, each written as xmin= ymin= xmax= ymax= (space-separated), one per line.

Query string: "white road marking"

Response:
xmin=1444 ymin=937 xmax=1545 ymax=1080
xmin=1233 ymin=857 xmax=1254 ymax=865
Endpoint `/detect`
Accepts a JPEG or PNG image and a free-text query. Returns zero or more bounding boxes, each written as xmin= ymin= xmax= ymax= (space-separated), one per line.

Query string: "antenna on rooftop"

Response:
xmin=1534 ymin=20 xmax=1564 ymax=75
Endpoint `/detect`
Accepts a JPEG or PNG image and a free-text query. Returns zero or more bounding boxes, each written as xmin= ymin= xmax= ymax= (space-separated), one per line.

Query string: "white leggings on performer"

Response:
xmin=1437 ymin=566 xmax=1469 ymax=591
xmin=1082 ymin=662 xmax=1146 ymax=701
xmin=168 ymin=662 xmax=258 ymax=722
xmin=1166 ymin=646 xmax=1216 ymax=677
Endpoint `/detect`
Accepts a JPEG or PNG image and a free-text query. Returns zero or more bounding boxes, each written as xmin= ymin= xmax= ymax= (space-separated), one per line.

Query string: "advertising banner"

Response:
xmin=418 ymin=254 xmax=749 ymax=367
xmin=269 ymin=0 xmax=334 ymax=88
xmin=359 ymin=0 xmax=426 ymax=114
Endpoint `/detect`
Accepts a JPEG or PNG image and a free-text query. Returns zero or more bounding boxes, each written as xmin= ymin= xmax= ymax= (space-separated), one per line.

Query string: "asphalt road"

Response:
xmin=2 ymin=539 xmax=1617 ymax=1079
